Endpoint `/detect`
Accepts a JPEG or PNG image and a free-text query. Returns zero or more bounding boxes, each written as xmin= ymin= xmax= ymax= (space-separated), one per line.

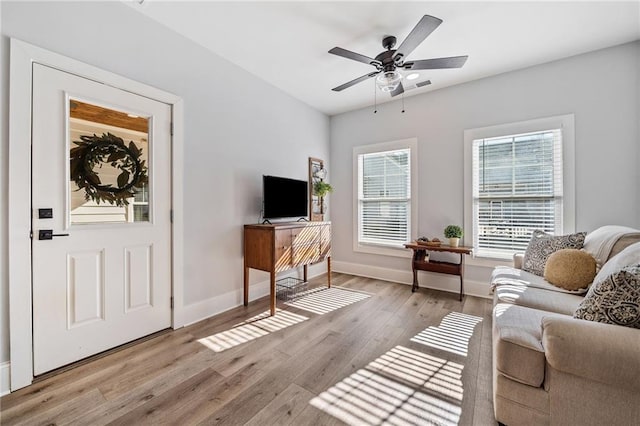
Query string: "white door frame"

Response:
xmin=8 ymin=38 xmax=185 ymax=391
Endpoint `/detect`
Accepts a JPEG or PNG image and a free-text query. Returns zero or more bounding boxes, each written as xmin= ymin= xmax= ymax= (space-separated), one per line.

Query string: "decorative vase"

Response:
xmin=449 ymin=237 xmax=460 ymax=247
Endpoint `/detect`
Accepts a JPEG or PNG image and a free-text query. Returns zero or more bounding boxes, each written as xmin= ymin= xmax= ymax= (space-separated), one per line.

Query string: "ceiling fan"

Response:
xmin=329 ymin=15 xmax=468 ymax=97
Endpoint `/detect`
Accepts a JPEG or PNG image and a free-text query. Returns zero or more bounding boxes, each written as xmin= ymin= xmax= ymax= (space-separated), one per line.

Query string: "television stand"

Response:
xmin=244 ymin=221 xmax=331 ymax=315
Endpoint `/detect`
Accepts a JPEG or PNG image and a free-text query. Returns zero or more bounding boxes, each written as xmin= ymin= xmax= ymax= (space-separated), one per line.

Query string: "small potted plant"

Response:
xmin=444 ymin=225 xmax=463 ymax=247
xmin=313 ymin=181 xmax=334 ymax=214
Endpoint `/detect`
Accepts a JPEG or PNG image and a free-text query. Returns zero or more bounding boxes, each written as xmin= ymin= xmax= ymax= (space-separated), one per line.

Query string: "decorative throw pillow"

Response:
xmin=544 ymin=249 xmax=596 ymax=291
xmin=574 ymin=264 xmax=640 ymax=329
xmin=523 ymin=230 xmax=587 ymax=276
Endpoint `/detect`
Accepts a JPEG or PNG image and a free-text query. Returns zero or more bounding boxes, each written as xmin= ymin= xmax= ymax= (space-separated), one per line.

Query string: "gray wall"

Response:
xmin=330 ymin=41 xmax=639 ymax=284
xmin=0 ymin=1 xmax=330 ymax=364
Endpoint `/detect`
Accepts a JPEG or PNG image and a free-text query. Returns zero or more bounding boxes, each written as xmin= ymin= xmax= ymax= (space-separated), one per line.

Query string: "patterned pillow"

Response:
xmin=523 ymin=230 xmax=587 ymax=276
xmin=574 ymin=264 xmax=640 ymax=329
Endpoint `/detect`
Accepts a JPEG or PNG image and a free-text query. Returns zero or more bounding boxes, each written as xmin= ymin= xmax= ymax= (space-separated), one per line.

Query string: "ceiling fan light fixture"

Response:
xmin=376 ymin=70 xmax=402 ymax=92
xmin=406 ymin=72 xmax=420 ymax=81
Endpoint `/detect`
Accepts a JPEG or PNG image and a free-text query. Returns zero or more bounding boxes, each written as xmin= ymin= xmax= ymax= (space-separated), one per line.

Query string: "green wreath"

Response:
xmin=70 ymin=132 xmax=148 ymax=207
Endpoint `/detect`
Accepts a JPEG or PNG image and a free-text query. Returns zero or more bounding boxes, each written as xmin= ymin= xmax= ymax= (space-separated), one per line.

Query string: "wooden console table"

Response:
xmin=404 ymin=242 xmax=473 ymax=301
xmin=244 ymin=221 xmax=331 ymax=315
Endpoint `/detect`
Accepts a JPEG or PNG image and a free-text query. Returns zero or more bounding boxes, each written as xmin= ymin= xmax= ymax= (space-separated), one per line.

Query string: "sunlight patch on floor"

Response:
xmin=310 ymin=345 xmax=464 ymax=426
xmin=197 ymin=309 xmax=308 ymax=353
xmin=285 ymin=287 xmax=371 ymax=315
xmin=410 ymin=312 xmax=483 ymax=356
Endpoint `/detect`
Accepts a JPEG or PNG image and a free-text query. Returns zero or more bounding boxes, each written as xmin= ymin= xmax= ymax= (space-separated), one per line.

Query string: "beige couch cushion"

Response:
xmin=494 ymin=284 xmax=583 ymax=315
xmin=493 ymin=303 xmax=562 ymax=387
xmin=492 ymin=266 xmax=586 ymax=295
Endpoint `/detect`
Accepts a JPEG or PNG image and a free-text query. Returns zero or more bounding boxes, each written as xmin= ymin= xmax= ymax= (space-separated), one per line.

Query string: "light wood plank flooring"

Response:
xmin=1 ymin=273 xmax=496 ymax=425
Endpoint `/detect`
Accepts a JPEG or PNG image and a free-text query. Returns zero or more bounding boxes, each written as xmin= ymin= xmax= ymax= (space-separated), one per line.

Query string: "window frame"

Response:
xmin=463 ymin=115 xmax=575 ymax=260
xmin=353 ymin=138 xmax=418 ymax=257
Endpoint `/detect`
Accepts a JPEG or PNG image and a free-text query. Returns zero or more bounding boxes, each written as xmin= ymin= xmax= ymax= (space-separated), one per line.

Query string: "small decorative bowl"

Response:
xmin=417 ymin=240 xmax=441 ymax=247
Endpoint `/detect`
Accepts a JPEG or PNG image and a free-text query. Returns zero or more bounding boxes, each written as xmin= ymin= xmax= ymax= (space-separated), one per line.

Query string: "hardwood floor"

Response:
xmin=0 ymin=273 xmax=496 ymax=425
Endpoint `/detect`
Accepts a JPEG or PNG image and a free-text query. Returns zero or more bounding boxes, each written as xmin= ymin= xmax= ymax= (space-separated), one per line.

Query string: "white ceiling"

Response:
xmin=132 ymin=1 xmax=640 ymax=116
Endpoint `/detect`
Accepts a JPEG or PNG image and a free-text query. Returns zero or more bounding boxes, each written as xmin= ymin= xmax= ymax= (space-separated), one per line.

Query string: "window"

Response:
xmin=464 ymin=115 xmax=575 ymax=260
xmin=131 ymin=182 xmax=149 ymax=222
xmin=353 ymin=139 xmax=417 ymax=256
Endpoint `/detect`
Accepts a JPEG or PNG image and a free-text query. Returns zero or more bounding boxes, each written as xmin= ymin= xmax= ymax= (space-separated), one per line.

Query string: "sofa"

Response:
xmin=490 ymin=226 xmax=640 ymax=426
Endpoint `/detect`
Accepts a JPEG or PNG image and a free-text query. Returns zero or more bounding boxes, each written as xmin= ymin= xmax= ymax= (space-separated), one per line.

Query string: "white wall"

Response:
xmin=0 ymin=0 xmax=8 ymax=376
xmin=330 ymin=41 xmax=640 ymax=290
xmin=0 ymin=1 xmax=330 ymax=365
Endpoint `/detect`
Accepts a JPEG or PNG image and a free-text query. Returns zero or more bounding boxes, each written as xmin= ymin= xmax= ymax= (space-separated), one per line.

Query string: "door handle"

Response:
xmin=38 ymin=230 xmax=70 ymax=240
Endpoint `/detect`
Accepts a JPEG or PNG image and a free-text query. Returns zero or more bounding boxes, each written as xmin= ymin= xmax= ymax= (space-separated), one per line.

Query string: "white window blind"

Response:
xmin=358 ymin=148 xmax=411 ymax=247
xmin=472 ymin=129 xmax=563 ymax=259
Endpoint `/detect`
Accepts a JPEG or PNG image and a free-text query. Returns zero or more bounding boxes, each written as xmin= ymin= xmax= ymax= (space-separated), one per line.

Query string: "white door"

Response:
xmin=31 ymin=64 xmax=172 ymax=375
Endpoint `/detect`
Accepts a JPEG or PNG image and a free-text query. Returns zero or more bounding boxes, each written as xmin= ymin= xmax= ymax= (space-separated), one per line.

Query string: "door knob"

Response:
xmin=38 ymin=230 xmax=69 ymax=240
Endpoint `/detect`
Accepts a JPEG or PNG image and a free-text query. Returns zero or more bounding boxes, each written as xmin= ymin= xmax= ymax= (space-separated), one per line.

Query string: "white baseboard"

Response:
xmin=180 ymin=263 xmax=328 ymax=327
xmin=178 ymin=258 xmax=490 ymax=328
xmin=1 ymin=361 xmax=10 ymax=396
xmin=331 ymin=260 xmax=492 ymax=300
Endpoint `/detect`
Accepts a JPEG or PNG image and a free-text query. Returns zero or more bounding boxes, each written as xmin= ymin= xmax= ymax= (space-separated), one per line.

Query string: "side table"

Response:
xmin=404 ymin=242 xmax=473 ymax=301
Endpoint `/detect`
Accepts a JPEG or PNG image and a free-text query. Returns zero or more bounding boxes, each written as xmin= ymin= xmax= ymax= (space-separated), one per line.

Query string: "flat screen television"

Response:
xmin=263 ymin=175 xmax=308 ymax=220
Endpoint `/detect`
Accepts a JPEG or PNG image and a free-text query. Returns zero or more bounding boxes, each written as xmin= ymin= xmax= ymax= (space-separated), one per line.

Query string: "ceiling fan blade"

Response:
xmin=404 ymin=56 xmax=468 ymax=70
xmin=332 ymin=71 xmax=380 ymax=92
xmin=390 ymin=82 xmax=405 ymax=97
xmin=329 ymin=47 xmax=380 ymax=66
xmin=396 ymin=80 xmax=431 ymax=95
xmin=394 ymin=15 xmax=442 ymax=61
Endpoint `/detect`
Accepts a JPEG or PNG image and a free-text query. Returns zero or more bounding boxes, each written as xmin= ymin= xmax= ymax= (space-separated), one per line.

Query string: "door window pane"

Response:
xmin=68 ymin=99 xmax=150 ymax=224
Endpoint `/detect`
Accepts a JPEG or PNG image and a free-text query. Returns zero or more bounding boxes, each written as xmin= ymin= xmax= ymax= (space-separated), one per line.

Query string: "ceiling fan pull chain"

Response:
xmin=401 ymin=92 xmax=405 ymax=113
xmin=374 ymin=79 xmax=377 ymax=114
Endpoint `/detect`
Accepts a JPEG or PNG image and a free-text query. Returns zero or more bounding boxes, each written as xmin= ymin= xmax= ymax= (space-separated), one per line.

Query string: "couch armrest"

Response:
xmin=542 ymin=316 xmax=640 ymax=393
xmin=513 ymin=253 xmax=524 ymax=269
